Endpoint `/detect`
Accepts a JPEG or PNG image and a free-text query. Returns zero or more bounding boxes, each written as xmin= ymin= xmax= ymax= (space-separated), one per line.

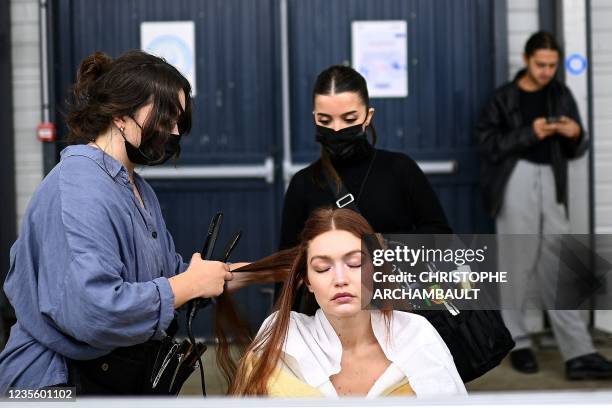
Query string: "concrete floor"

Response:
xmin=179 ymin=333 xmax=612 ymax=397
xmin=466 ymin=346 xmax=612 ymax=392
xmin=467 ymin=330 xmax=612 ymax=392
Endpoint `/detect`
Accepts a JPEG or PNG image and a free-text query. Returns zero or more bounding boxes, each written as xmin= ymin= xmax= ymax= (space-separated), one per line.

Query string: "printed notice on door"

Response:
xmin=351 ymin=20 xmax=408 ymax=98
xmin=141 ymin=21 xmax=197 ymax=96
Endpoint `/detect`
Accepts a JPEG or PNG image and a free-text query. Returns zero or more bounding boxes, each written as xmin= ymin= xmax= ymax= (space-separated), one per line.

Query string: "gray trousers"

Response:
xmin=496 ymin=160 xmax=595 ymax=361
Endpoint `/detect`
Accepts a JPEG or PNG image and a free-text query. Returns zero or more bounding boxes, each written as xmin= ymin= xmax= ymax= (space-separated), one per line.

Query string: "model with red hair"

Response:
xmin=229 ymin=207 xmax=466 ymax=397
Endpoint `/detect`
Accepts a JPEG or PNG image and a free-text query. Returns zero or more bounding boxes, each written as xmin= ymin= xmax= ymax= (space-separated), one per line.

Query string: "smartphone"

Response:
xmin=546 ymin=116 xmax=561 ymax=124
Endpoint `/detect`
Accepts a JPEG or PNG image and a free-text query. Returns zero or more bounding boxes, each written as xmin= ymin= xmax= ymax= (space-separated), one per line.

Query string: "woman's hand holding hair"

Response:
xmin=225 ymin=261 xmax=292 ymax=293
xmin=225 ymin=262 xmax=254 ymax=293
xmin=168 ymin=253 xmax=233 ymax=308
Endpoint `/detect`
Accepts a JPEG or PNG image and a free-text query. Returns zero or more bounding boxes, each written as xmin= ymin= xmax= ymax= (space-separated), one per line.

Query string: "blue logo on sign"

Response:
xmin=565 ymin=54 xmax=587 ymax=76
xmin=145 ymin=35 xmax=193 ymax=76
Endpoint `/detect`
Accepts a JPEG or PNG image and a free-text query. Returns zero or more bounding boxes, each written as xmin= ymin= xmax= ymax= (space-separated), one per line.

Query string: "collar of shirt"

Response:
xmin=60 ymin=144 xmax=130 ymax=186
xmin=281 ymin=309 xmax=390 ymax=388
xmin=270 ymin=309 xmax=466 ymax=397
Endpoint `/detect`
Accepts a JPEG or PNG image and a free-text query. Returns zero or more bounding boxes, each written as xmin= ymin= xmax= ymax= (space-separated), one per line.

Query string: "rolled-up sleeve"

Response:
xmin=47 ymin=249 xmax=174 ymax=349
xmin=152 ymin=276 xmax=175 ymax=338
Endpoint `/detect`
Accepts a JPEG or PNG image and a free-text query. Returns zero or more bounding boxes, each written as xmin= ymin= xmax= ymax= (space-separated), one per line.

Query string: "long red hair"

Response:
xmin=228 ymin=207 xmax=390 ymax=395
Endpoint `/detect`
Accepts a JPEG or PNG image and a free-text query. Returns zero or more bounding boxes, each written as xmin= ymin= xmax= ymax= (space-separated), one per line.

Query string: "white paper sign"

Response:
xmin=351 ymin=20 xmax=408 ymax=98
xmin=141 ymin=21 xmax=197 ymax=96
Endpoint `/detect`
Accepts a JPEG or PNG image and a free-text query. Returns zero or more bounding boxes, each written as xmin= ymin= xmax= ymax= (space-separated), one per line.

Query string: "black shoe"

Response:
xmin=510 ymin=348 xmax=539 ymax=374
xmin=566 ymin=353 xmax=612 ymax=380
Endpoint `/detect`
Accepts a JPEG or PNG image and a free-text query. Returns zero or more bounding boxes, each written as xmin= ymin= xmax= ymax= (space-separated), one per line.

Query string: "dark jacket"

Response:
xmin=477 ymin=70 xmax=588 ymax=217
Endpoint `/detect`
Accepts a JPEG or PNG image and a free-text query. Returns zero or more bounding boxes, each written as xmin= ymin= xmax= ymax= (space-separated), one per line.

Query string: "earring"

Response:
xmin=120 ymin=126 xmax=125 ymax=133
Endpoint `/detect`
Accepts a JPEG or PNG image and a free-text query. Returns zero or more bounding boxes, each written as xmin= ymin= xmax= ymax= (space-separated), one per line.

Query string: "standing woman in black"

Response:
xmin=277 ymin=66 xmax=514 ymax=384
xmin=280 ymin=65 xmax=451 ymax=257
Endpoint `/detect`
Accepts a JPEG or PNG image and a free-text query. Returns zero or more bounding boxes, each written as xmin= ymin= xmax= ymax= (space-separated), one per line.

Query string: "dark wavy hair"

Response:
xmin=65 ymin=50 xmax=192 ymax=160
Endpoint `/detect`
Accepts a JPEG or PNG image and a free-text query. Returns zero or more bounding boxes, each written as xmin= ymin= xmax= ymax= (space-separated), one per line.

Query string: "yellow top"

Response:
xmin=265 ymin=362 xmax=415 ymax=397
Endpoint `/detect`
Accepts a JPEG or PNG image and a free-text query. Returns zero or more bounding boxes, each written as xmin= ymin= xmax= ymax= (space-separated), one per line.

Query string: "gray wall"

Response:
xmin=593 ymin=0 xmax=612 ymax=233
xmin=11 ymin=0 xmax=43 ymax=230
xmin=507 ymin=0 xmax=539 ymax=79
xmin=591 ymin=0 xmax=612 ymax=331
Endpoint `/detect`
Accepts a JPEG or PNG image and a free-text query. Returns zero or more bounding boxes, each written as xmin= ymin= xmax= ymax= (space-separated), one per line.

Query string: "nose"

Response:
xmin=332 ymin=264 xmax=349 ymax=287
xmin=331 ymin=122 xmax=344 ymax=132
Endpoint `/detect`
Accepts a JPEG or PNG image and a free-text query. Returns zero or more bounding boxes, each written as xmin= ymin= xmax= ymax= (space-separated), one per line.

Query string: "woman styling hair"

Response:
xmin=0 ymin=50 xmax=239 ymax=394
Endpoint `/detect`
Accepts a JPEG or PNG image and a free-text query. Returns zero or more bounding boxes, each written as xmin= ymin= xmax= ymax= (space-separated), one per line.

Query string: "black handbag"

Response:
xmin=322 ymin=168 xmax=515 ymax=382
xmin=68 ymin=319 xmax=205 ymax=395
xmin=416 ymin=309 xmax=514 ymax=382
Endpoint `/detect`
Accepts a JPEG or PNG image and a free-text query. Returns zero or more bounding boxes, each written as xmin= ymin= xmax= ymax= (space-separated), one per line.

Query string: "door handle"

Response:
xmin=140 ymin=156 xmax=275 ymax=184
xmin=283 ymin=159 xmax=458 ymax=186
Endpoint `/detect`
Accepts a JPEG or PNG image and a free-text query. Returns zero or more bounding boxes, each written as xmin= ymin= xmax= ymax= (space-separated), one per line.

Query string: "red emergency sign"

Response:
xmin=37 ymin=122 xmax=56 ymax=142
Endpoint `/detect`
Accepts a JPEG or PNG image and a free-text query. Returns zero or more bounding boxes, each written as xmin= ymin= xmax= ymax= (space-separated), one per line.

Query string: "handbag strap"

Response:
xmin=322 ymin=151 xmax=376 ymax=214
xmin=322 ymin=168 xmax=361 ymax=214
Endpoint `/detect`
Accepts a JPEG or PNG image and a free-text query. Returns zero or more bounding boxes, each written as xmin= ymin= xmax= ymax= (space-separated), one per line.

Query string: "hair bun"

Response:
xmin=73 ymin=51 xmax=113 ymax=101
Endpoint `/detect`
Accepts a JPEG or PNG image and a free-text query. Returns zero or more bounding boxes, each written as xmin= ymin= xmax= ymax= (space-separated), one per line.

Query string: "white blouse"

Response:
xmin=257 ymin=309 xmax=468 ymax=398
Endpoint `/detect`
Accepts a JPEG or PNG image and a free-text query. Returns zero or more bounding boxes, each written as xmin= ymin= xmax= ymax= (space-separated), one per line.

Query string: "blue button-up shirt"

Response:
xmin=0 ymin=145 xmax=187 ymax=391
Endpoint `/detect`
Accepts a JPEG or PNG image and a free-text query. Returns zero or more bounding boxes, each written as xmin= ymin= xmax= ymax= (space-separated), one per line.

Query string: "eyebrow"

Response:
xmin=309 ymin=250 xmax=363 ymax=263
xmin=316 ymin=111 xmax=359 ymax=117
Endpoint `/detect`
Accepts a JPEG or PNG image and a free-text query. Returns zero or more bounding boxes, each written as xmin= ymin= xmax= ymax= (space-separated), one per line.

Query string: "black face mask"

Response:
xmin=158 ymin=133 xmax=182 ymax=164
xmin=120 ymin=119 xmax=182 ymax=166
xmin=315 ymin=122 xmax=369 ymax=162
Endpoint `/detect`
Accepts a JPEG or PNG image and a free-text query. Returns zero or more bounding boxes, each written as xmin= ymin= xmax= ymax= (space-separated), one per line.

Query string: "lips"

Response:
xmin=331 ymin=292 xmax=355 ymax=301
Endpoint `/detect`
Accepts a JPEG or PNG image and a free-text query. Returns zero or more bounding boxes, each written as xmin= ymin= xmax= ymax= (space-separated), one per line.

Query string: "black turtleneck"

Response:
xmin=279 ymin=146 xmax=452 ymax=250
